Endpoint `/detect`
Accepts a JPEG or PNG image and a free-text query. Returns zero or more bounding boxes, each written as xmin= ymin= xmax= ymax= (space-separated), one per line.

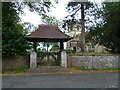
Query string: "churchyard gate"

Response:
xmin=25 ymin=24 xmax=73 ymax=68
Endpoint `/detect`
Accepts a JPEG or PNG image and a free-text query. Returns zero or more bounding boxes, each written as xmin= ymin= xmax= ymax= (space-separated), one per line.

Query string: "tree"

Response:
xmin=64 ymin=1 xmax=93 ymax=52
xmin=81 ymin=3 xmax=86 ymax=52
xmin=42 ymin=15 xmax=60 ymax=25
xmin=50 ymin=43 xmax=59 ymax=52
xmin=22 ymin=22 xmax=37 ymax=34
xmin=2 ymin=2 xmax=52 ymax=56
xmin=2 ymin=2 xmax=27 ymax=56
xmin=88 ymin=2 xmax=120 ymax=53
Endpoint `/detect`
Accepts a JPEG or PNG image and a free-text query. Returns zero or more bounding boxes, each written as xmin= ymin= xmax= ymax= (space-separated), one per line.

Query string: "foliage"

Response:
xmin=2 ymin=2 xmax=52 ymax=56
xmin=2 ymin=2 xmax=30 ymax=56
xmin=2 ymin=68 xmax=29 ymax=74
xmin=65 ymin=48 xmax=75 ymax=54
xmin=14 ymin=1 xmax=52 ymax=15
xmin=63 ymin=1 xmax=93 ymax=29
xmin=50 ymin=43 xmax=60 ymax=52
xmin=87 ymin=2 xmax=120 ymax=53
xmin=42 ymin=15 xmax=60 ymax=25
xmin=40 ymin=42 xmax=60 ymax=52
xmin=22 ymin=22 xmax=37 ymax=34
xmin=42 ymin=42 xmax=52 ymax=52
xmin=63 ymin=1 xmax=93 ymax=52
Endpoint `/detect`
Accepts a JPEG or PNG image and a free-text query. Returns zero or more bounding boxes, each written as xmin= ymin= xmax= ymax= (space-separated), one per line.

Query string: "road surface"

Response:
xmin=2 ymin=72 xmax=119 ymax=88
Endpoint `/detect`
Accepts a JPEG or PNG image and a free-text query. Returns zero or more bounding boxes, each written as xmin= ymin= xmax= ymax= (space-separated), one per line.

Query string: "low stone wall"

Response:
xmin=2 ymin=54 xmax=29 ymax=70
xmin=67 ymin=54 xmax=120 ymax=69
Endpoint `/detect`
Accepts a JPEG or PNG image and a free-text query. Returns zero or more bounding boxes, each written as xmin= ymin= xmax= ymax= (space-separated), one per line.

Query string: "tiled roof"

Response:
xmin=25 ymin=24 xmax=73 ymax=42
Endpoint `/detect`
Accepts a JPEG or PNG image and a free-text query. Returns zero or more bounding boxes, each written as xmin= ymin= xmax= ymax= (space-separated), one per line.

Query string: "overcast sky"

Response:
xmin=20 ymin=0 xmax=71 ymax=27
xmin=20 ymin=0 xmax=103 ymax=27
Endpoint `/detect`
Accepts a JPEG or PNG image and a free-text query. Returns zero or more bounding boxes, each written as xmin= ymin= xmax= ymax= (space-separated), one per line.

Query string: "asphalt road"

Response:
xmin=2 ymin=72 xmax=119 ymax=88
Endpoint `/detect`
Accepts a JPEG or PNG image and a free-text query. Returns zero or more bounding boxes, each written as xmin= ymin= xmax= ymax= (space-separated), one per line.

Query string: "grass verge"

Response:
xmin=68 ymin=67 xmax=120 ymax=71
xmin=73 ymin=52 xmax=113 ymax=55
xmin=2 ymin=68 xmax=29 ymax=74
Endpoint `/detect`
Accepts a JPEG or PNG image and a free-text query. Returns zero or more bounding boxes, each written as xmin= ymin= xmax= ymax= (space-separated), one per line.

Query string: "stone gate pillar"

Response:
xmin=30 ymin=50 xmax=37 ymax=68
xmin=61 ymin=50 xmax=67 ymax=68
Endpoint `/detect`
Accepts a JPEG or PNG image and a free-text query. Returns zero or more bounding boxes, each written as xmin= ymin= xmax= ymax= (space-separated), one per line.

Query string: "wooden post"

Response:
xmin=60 ymin=42 xmax=64 ymax=51
xmin=33 ymin=42 xmax=37 ymax=52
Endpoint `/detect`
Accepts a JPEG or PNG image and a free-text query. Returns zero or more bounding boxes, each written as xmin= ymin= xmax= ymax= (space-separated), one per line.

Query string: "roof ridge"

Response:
xmin=39 ymin=24 xmax=58 ymax=27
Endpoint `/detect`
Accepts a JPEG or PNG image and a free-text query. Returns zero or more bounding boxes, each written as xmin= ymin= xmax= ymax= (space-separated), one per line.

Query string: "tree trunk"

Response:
xmin=81 ymin=3 xmax=87 ymax=52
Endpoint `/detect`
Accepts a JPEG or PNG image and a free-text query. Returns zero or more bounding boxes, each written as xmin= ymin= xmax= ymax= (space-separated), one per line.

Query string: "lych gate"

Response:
xmin=37 ymin=52 xmax=60 ymax=65
xmin=25 ymin=24 xmax=73 ymax=68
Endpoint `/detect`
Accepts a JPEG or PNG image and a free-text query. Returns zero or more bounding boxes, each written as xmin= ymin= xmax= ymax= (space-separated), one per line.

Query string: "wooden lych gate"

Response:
xmin=25 ymin=25 xmax=73 ymax=68
xmin=37 ymin=52 xmax=60 ymax=66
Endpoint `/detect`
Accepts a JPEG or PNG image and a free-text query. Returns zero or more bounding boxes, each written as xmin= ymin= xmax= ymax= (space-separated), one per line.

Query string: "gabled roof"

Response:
xmin=25 ymin=24 xmax=73 ymax=42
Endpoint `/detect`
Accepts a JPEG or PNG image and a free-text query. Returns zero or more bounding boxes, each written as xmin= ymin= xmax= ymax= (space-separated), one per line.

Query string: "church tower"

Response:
xmin=66 ymin=21 xmax=82 ymax=52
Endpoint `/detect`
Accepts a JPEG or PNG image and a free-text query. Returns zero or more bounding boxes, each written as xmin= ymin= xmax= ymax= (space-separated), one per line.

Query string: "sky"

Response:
xmin=20 ymin=0 xmax=71 ymax=27
xmin=20 ymin=0 xmax=103 ymax=27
